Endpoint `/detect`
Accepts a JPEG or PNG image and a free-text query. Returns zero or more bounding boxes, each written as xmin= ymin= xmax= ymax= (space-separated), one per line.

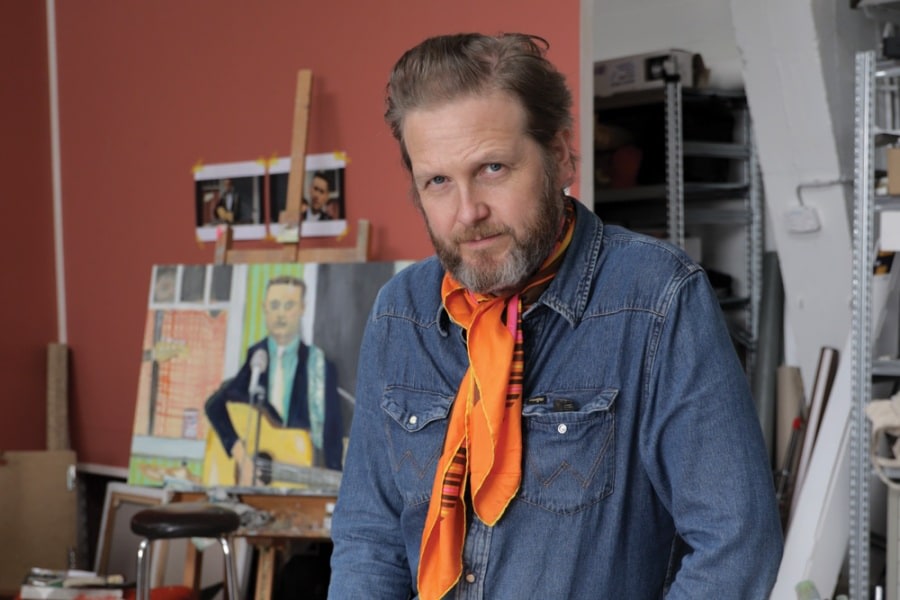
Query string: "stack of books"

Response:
xmin=19 ymin=568 xmax=125 ymax=600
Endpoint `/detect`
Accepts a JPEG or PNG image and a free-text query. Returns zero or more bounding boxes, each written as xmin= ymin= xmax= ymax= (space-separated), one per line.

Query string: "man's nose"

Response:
xmin=456 ymin=185 xmax=489 ymax=225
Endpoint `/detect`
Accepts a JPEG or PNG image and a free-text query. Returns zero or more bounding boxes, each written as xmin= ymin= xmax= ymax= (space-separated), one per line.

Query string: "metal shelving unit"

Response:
xmin=850 ymin=49 xmax=900 ymax=600
xmin=594 ymin=82 xmax=763 ymax=378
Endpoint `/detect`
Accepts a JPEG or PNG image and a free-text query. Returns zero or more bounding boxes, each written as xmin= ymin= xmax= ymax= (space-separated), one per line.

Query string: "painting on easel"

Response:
xmin=128 ymin=261 xmax=408 ymax=489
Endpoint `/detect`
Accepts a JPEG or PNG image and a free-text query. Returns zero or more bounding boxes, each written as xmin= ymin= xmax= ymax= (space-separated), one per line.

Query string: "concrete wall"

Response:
xmin=592 ymin=0 xmax=743 ymax=89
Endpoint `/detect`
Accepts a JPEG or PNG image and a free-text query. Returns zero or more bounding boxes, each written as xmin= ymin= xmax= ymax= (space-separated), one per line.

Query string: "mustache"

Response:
xmin=454 ymin=224 xmax=510 ymax=243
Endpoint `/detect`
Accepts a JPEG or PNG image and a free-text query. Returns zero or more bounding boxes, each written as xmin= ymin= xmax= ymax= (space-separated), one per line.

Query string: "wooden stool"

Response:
xmin=130 ymin=502 xmax=241 ymax=600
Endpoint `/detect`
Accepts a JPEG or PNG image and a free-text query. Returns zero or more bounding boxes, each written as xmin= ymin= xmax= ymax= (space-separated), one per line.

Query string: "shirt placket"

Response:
xmin=453 ymin=516 xmax=492 ymax=599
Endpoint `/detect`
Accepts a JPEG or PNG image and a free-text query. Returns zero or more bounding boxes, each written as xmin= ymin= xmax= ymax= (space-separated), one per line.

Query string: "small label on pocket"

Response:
xmin=553 ymin=399 xmax=577 ymax=412
xmin=525 ymin=396 xmax=547 ymax=405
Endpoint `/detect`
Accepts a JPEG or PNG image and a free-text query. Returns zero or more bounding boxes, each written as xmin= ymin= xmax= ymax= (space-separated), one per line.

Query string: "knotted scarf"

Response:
xmin=417 ymin=201 xmax=576 ymax=600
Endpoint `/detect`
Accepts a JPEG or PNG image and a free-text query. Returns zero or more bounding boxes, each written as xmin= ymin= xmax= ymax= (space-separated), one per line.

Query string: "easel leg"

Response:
xmin=254 ymin=545 xmax=278 ymax=600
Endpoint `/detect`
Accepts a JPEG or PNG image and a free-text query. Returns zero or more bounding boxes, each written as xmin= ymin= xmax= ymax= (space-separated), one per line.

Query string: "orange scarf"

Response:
xmin=417 ymin=202 xmax=575 ymax=600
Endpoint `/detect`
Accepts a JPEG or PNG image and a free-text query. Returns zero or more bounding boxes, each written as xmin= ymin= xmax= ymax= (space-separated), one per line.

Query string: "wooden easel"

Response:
xmin=213 ymin=68 xmax=370 ymax=266
xmin=202 ymin=69 xmax=366 ymax=600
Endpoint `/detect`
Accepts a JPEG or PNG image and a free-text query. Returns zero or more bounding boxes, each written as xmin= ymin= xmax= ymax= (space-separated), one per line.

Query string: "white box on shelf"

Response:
xmin=881 ymin=211 xmax=900 ymax=251
xmin=594 ymin=50 xmax=708 ymax=97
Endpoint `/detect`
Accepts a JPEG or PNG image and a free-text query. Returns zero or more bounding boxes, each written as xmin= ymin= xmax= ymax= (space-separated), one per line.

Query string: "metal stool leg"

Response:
xmin=135 ymin=538 xmax=152 ymax=600
xmin=218 ymin=535 xmax=239 ymax=600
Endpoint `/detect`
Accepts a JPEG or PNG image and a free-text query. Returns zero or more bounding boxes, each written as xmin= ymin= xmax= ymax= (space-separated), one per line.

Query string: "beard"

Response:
xmin=426 ymin=163 xmax=565 ymax=296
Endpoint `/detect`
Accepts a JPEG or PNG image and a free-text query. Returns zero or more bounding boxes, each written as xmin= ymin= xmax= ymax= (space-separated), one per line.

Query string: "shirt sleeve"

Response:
xmin=328 ymin=312 xmax=415 ymax=599
xmin=322 ymin=358 xmax=344 ymax=471
xmin=204 ymin=355 xmax=253 ymax=456
xmin=641 ymin=269 xmax=784 ymax=599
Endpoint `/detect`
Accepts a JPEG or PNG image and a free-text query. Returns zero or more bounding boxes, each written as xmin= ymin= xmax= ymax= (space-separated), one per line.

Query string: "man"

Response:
xmin=214 ymin=178 xmax=241 ymax=223
xmin=329 ymin=33 xmax=782 ymax=599
xmin=304 ymin=171 xmax=332 ymax=221
xmin=205 ymin=275 xmax=343 ymax=476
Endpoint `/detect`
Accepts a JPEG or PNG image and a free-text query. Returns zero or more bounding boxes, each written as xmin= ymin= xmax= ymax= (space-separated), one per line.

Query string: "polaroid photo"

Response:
xmin=194 ymin=160 xmax=267 ymax=242
xmin=269 ymin=152 xmax=348 ymax=239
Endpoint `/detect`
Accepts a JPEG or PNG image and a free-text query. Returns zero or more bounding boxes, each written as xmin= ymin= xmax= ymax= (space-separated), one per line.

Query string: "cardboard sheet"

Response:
xmin=0 ymin=450 xmax=77 ymax=595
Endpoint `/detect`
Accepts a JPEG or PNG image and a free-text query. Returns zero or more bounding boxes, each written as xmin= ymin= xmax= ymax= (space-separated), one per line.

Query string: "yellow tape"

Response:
xmin=192 ymin=159 xmax=205 ymax=175
xmin=333 ymin=151 xmax=349 ymax=164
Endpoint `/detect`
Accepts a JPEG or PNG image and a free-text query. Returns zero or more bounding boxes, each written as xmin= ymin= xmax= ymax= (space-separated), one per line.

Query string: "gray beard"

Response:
xmin=428 ymin=191 xmax=565 ymax=296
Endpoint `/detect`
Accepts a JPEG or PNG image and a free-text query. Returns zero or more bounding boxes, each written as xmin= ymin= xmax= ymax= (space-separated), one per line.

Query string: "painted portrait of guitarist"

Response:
xmin=204 ymin=274 xmax=343 ymax=487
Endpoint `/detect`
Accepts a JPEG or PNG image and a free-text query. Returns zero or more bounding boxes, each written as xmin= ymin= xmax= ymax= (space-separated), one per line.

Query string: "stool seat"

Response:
xmin=130 ymin=502 xmax=240 ymax=600
xmin=131 ymin=502 xmax=240 ymax=539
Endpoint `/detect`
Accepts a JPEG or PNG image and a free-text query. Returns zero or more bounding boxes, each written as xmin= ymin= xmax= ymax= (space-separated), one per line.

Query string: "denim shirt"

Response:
xmin=329 ymin=200 xmax=783 ymax=599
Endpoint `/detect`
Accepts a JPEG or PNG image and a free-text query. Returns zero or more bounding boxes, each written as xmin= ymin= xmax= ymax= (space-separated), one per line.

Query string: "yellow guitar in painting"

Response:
xmin=202 ymin=402 xmax=314 ymax=488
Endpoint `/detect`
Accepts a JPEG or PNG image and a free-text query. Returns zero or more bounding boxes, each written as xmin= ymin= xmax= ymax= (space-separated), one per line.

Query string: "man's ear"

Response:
xmin=551 ymin=128 xmax=576 ymax=190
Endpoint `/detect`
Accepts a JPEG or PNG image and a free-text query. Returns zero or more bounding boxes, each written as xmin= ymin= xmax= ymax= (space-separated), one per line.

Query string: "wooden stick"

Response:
xmin=213 ymin=225 xmax=233 ymax=265
xmin=282 ymin=69 xmax=313 ymax=226
xmin=225 ymin=247 xmax=300 ymax=265
xmin=46 ymin=343 xmax=69 ymax=451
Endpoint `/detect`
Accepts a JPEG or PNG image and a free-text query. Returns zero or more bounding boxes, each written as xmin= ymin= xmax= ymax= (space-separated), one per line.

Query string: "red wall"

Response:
xmin=0 ymin=3 xmax=56 ymax=451
xmin=7 ymin=1 xmax=580 ymax=467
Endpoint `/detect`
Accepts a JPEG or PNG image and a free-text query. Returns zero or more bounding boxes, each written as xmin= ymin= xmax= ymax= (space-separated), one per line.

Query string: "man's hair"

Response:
xmin=312 ymin=171 xmax=330 ymax=190
xmin=266 ymin=275 xmax=306 ymax=299
xmin=385 ymin=32 xmax=576 ymax=174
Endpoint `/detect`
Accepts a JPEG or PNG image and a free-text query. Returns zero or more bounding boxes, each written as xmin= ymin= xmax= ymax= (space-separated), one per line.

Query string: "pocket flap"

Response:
xmin=522 ymin=387 xmax=618 ymax=417
xmin=382 ymin=386 xmax=454 ymax=432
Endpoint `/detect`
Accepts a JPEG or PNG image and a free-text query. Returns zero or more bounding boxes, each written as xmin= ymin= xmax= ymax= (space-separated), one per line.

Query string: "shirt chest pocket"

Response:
xmin=518 ymin=388 xmax=618 ymax=514
xmin=381 ymin=385 xmax=454 ymax=508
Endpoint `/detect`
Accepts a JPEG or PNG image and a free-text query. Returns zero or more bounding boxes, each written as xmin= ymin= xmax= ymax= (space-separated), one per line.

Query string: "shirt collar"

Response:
xmin=524 ymin=197 xmax=603 ymax=327
xmin=267 ymin=335 xmax=301 ymax=361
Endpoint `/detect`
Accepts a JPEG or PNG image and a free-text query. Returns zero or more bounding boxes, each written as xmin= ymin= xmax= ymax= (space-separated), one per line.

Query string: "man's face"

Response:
xmin=264 ymin=283 xmax=304 ymax=346
xmin=402 ymin=90 xmax=574 ymax=296
xmin=310 ymin=176 xmax=329 ymax=211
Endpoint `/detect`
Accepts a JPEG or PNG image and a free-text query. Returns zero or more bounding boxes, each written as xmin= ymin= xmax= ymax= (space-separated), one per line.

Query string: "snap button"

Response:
xmin=408 ymin=415 xmax=418 ymax=426
xmin=557 ymin=423 xmax=568 ymax=434
xmin=465 ymin=573 xmax=476 ymax=584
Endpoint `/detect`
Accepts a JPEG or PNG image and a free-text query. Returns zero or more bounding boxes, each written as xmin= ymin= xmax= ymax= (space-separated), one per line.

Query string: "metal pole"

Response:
xmin=665 ymin=77 xmax=684 ymax=249
xmin=850 ymin=49 xmax=876 ymax=600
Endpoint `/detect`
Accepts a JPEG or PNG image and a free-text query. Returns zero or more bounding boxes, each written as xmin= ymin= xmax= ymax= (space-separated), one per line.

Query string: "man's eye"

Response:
xmin=485 ymin=163 xmax=503 ymax=174
xmin=430 ymin=175 xmax=447 ymax=186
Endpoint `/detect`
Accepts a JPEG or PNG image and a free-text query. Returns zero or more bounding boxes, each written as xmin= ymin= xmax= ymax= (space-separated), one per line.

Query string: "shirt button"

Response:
xmin=557 ymin=423 xmax=568 ymax=434
xmin=408 ymin=415 xmax=418 ymax=426
xmin=465 ymin=573 xmax=476 ymax=584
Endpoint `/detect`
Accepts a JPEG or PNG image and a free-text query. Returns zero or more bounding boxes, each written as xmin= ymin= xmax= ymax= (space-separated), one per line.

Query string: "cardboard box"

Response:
xmin=888 ymin=147 xmax=900 ymax=196
xmin=594 ymin=50 xmax=709 ymax=98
